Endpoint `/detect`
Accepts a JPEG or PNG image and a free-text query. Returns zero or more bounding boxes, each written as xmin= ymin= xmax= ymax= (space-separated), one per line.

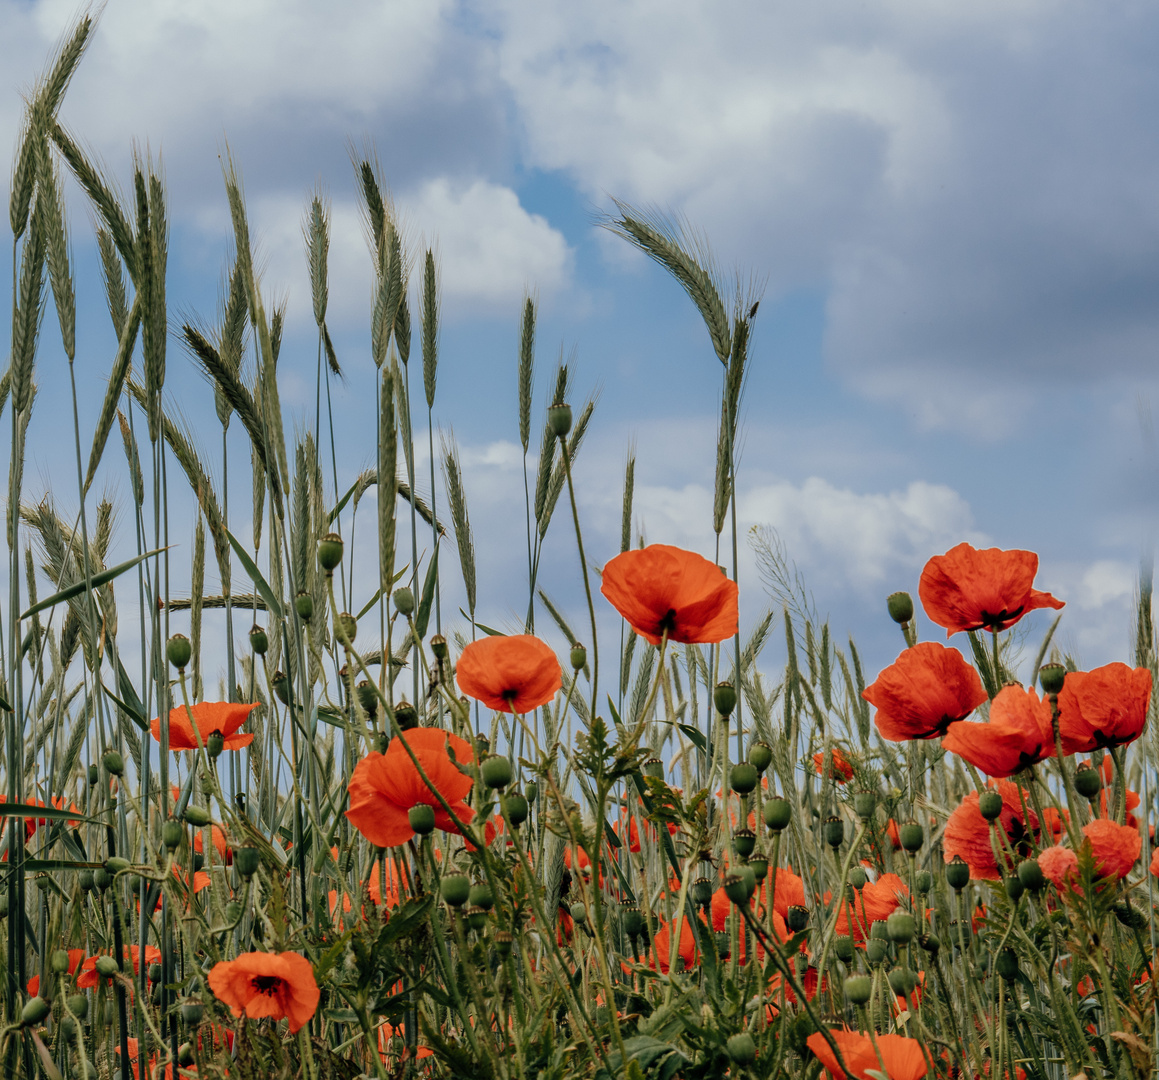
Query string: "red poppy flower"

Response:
xmin=456 ymin=634 xmax=562 ymax=713
xmin=151 ymin=701 xmax=258 ymax=751
xmin=943 ymin=779 xmax=1038 ymax=880
xmin=814 ymin=747 xmax=854 ymax=781
xmin=77 ymin=945 xmax=162 ymax=989
xmin=647 ymin=914 xmax=699 ymax=974
xmin=864 ymin=642 xmax=987 ymax=741
xmin=346 ymin=728 xmax=475 ymax=848
xmin=831 ymin=874 xmax=910 ymax=941
xmin=27 ymin=947 xmax=84 ymax=996
xmin=1057 ymin=663 xmax=1151 ymax=753
xmin=807 ymin=1029 xmax=928 ymax=1080
xmin=207 ymin=950 xmax=319 ymax=1034
xmin=1082 ymin=819 xmax=1140 ymax=880
xmin=768 ymin=866 xmax=807 ymax=920
xmin=600 ymin=544 xmax=738 ymax=646
xmin=194 ymin=823 xmax=232 ymax=864
xmin=919 ymin=542 xmax=1063 ymax=636
xmin=1038 ymin=845 xmax=1078 ymax=889
xmin=1150 ymin=845 xmax=1159 ymax=878
xmin=941 ymin=684 xmax=1054 ymax=777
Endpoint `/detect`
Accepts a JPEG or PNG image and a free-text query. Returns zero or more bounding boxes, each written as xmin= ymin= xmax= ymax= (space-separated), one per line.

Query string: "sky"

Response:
xmin=3 ymin=0 xmax=1159 ymax=709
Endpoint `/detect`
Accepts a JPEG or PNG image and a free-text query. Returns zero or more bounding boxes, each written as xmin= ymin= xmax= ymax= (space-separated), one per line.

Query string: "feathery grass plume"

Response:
xmin=57 ymin=696 xmax=89 ymax=792
xmin=629 ymin=644 xmax=656 ymax=726
xmin=252 ymin=442 xmax=266 ymax=553
xmin=0 ymin=368 xmax=9 ymax=420
xmin=117 ymin=410 xmax=144 ymax=509
xmin=604 ymin=199 xmax=731 ymax=365
xmin=23 ymin=546 xmax=43 ymax=666
xmin=306 ymin=192 xmax=329 ymax=329
xmin=395 ymin=293 xmax=411 ymax=366
xmin=538 ymin=590 xmax=578 ymax=648
xmin=270 ymin=299 xmax=285 ymax=365
xmin=9 ymin=111 xmax=39 ymax=242
xmin=379 ymin=367 xmax=398 ymax=602
xmin=620 ymin=630 xmax=637 ymax=697
xmin=422 ymin=250 xmax=439 ymax=409
xmin=96 ymin=227 xmax=129 ymax=340
xmin=37 ymin=12 xmax=94 ymax=119
xmin=37 ymin=135 xmax=75 ymax=360
xmin=518 ymin=295 xmax=535 ymax=452
xmin=133 ymin=166 xmax=159 ymax=441
xmin=532 ymin=359 xmax=568 ymax=526
xmin=84 ymin=296 xmax=141 ymax=493
xmin=358 ymin=158 xmax=387 ymax=259
xmin=11 ymin=199 xmax=46 ymax=415
xmin=94 ymin=497 xmax=113 ymax=563
xmin=216 ymin=261 xmax=248 ymax=427
xmin=712 ymin=394 xmax=731 ymax=536
xmin=370 ymin=249 xmax=389 ymax=369
xmin=395 ymin=354 xmax=415 ymax=481
xmin=620 ymin=450 xmax=635 ymax=554
xmin=293 ymin=440 xmax=310 ymax=591
xmin=191 ymin=518 xmax=205 ymax=701
xmin=441 ymin=431 xmax=476 ymax=617
xmin=307 ymin=435 xmax=330 ymax=657
xmin=165 ymin=593 xmax=266 ymax=612
xmin=539 ymin=394 xmax=597 ymax=540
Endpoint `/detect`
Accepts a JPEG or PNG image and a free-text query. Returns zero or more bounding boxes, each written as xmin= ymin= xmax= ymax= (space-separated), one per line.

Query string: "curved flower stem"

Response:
xmin=558 ymin=436 xmax=598 ymax=722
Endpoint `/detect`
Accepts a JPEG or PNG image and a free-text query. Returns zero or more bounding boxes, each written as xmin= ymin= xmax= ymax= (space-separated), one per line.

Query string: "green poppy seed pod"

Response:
xmin=763 ymin=796 xmax=791 ymax=832
xmin=726 ymin=1033 xmax=756 ymax=1066
xmin=79 ymin=870 xmax=94 ymax=892
xmin=87 ymin=764 xmax=99 ymax=786
xmin=853 ymin=790 xmax=876 ymax=820
xmin=888 ymin=967 xmax=917 ymax=996
xmin=569 ymin=643 xmax=587 ymax=670
xmin=95 ymin=955 xmax=119 ymax=978
xmin=466 ymin=906 xmax=488 ymax=931
xmin=825 ymin=816 xmax=845 ymax=849
xmin=1017 ymin=858 xmax=1044 ymax=893
xmin=395 ymin=701 xmax=418 ymax=730
xmin=482 ymin=754 xmax=513 ymax=790
xmin=494 ymin=930 xmax=513 ymax=958
xmin=978 ymin=790 xmax=1004 ymax=821
xmin=887 ymin=910 xmax=916 ymax=943
xmin=440 ymin=874 xmax=470 ymax=907
xmin=408 ymin=804 xmax=435 ymax=835
xmin=355 ymin=682 xmax=379 ymax=720
xmin=946 ymin=855 xmax=970 ymax=891
xmin=334 ymin=611 xmax=357 ymax=644
xmin=236 ymin=847 xmax=260 ymax=880
xmin=713 ymin=681 xmax=737 ymax=717
xmin=1038 ymin=662 xmax=1066 ymax=696
xmin=271 ymin=671 xmax=290 ymax=706
xmin=192 ymin=853 xmax=205 ymax=873
xmin=570 ymin=902 xmax=587 ymax=924
xmin=93 ymin=868 xmax=112 ymax=892
xmin=747 ymin=740 xmax=773 ymax=773
xmin=468 ymin=883 xmax=494 ymax=911
xmin=1113 ymin=900 xmax=1148 ymax=930
xmin=1004 ymin=875 xmax=1025 ymax=902
xmin=870 ymin=919 xmax=889 ymax=941
xmin=621 ymin=904 xmax=644 ymax=937
xmin=845 ymin=974 xmax=873 ymax=1005
xmin=1074 ymin=766 xmax=1102 ymax=799
xmin=67 ymin=993 xmax=88 ymax=1020
xmin=748 ymin=853 xmax=769 ymax=880
xmin=184 ymin=805 xmax=211 ymax=828
xmin=178 ymin=1042 xmax=196 ymax=1067
xmin=372 ymin=730 xmax=389 ymax=754
xmin=899 ymin=820 xmax=924 ymax=853
xmin=102 ymin=749 xmax=124 ymax=777
xmin=105 ymin=857 xmax=130 ymax=876
xmin=996 ymin=947 xmax=1020 ymax=982
xmin=730 ymin=762 xmax=758 ymax=795
xmin=919 ymin=932 xmax=940 ymax=956
xmin=714 ymin=931 xmax=731 ymax=959
xmin=148 ymin=964 xmax=162 ymax=984
xmin=786 ymin=905 xmax=809 ymax=933
xmin=21 ymin=996 xmax=49 ymax=1026
xmin=393 ymin=587 xmax=415 ymax=615
xmin=691 ymin=876 xmax=713 ymax=908
xmin=887 ymin=591 xmax=914 ymax=625
xmin=848 ymin=866 xmax=868 ymax=891
xmin=294 ymin=591 xmax=314 ymax=622
xmin=834 ymin=934 xmax=854 ymax=963
xmin=914 ymin=870 xmax=932 ymax=894
xmin=207 ymin=731 xmax=224 ymax=759
xmin=317 ymin=532 xmax=344 ymax=572
xmin=733 ymin=828 xmax=756 ymax=859
xmin=166 ymin=633 xmax=192 ymax=670
xmin=723 ymin=872 xmax=754 ymax=906
xmin=181 ymin=999 xmax=204 ymax=1026
xmin=547 ymin=402 xmax=572 ymax=438
xmin=474 ymin=732 xmax=491 ymax=755
xmin=249 ymin=624 xmax=268 ymax=655
xmin=430 ymin=634 xmax=448 ymax=659
xmin=642 ymin=757 xmax=663 ymax=779
xmin=525 ymin=781 xmax=538 ymax=805
xmin=865 ymin=938 xmax=887 ymax=965
xmin=505 ymin=792 xmax=529 ymax=826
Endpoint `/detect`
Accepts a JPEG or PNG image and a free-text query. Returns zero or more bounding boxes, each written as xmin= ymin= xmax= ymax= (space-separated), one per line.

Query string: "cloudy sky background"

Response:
xmin=3 ymin=0 xmax=1159 ymax=702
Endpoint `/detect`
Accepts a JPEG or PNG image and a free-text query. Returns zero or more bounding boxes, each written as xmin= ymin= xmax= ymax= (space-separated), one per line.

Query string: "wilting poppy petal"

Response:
xmin=941 ymin=684 xmax=1054 ymax=777
xmin=456 ymin=635 xmax=562 ymax=713
xmin=208 ymin=950 xmax=319 ymax=1034
xmin=600 ymin=544 xmax=738 ymax=646
xmin=919 ymin=543 xmax=1063 ymax=636
xmin=151 ymin=701 xmax=258 ymax=751
xmin=1057 ymin=663 xmax=1151 ymax=753
xmin=864 ymin=642 xmax=987 ymax=741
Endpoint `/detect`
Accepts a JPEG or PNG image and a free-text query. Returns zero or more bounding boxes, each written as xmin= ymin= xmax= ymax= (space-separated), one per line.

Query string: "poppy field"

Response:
xmin=3 ymin=16 xmax=1159 ymax=1080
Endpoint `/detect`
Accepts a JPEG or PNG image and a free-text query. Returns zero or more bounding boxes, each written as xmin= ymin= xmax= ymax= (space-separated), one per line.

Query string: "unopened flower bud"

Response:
xmin=249 ymin=625 xmax=268 ymax=654
xmin=334 ymin=612 xmax=357 ymax=644
xmin=295 ymin=592 xmax=314 ymax=622
xmin=393 ymin=587 xmax=414 ymax=616
xmin=166 ymin=634 xmax=192 ymax=670
xmin=547 ymin=402 xmax=572 ymax=438
xmin=570 ymin=643 xmax=587 ymax=670
xmin=481 ymin=754 xmax=513 ymax=790
xmin=887 ymin=592 xmax=914 ymax=625
xmin=713 ymin=681 xmax=737 ymax=717
xmin=317 ymin=533 xmax=344 ymax=572
xmin=408 ymin=804 xmax=435 ymax=835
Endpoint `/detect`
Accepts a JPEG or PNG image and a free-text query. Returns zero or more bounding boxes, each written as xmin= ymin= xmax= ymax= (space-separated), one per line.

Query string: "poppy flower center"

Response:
xmin=250 ymin=975 xmax=285 ymax=997
xmin=657 ymin=609 xmax=677 ymax=634
xmin=979 ymin=606 xmax=1022 ymax=630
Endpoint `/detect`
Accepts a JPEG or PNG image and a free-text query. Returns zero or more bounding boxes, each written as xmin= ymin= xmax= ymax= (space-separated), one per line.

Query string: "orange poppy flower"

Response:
xmin=1082 ymin=819 xmax=1140 ymax=880
xmin=807 ymin=1029 xmax=928 ymax=1080
xmin=831 ymin=874 xmax=910 ymax=941
xmin=1038 ymin=844 xmax=1078 ymax=889
xmin=1057 ymin=663 xmax=1151 ymax=753
xmin=647 ymin=914 xmax=700 ymax=974
xmin=456 ymin=634 xmax=562 ymax=713
xmin=943 ymin=779 xmax=1038 ymax=880
xmin=77 ymin=945 xmax=162 ymax=989
xmin=864 ymin=642 xmax=987 ymax=741
xmin=1150 ymin=845 xmax=1159 ymax=878
xmin=600 ymin=544 xmax=739 ymax=646
xmin=151 ymin=701 xmax=258 ymax=751
xmin=919 ymin=542 xmax=1063 ymax=636
xmin=941 ymin=683 xmax=1054 ymax=777
xmin=346 ymin=727 xmax=475 ymax=848
xmin=208 ymin=950 xmax=319 ymax=1033
xmin=768 ymin=866 xmax=807 ymax=920
xmin=194 ymin=823 xmax=232 ymax=864
xmin=814 ymin=747 xmax=854 ymax=781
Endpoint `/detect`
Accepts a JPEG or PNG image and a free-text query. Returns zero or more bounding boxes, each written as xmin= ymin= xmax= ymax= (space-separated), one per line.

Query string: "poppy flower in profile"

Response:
xmin=27 ymin=948 xmax=84 ymax=996
xmin=941 ymin=683 xmax=1054 ymax=777
xmin=346 ymin=727 xmax=475 ymax=848
xmin=600 ymin=544 xmax=738 ymax=646
xmin=456 ymin=635 xmax=562 ymax=713
xmin=864 ymin=642 xmax=987 ymax=741
xmin=918 ymin=542 xmax=1063 ymax=637
xmin=814 ymin=747 xmax=854 ymax=781
xmin=1038 ymin=845 xmax=1079 ymax=889
xmin=647 ymin=914 xmax=699 ymax=974
xmin=806 ymin=1028 xmax=928 ymax=1080
xmin=1082 ymin=819 xmax=1140 ymax=880
xmin=151 ymin=701 xmax=258 ymax=751
xmin=1057 ymin=663 xmax=1152 ymax=753
xmin=207 ymin=950 xmax=320 ymax=1034
xmin=943 ymin=779 xmax=1038 ymax=880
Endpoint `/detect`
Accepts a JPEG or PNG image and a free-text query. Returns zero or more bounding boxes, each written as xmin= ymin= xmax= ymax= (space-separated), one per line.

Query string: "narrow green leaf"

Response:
xmin=20 ymin=547 xmax=164 ymax=620
xmin=226 ymin=527 xmax=284 ymax=620
xmin=458 ymin=610 xmax=501 ymax=637
xmin=24 ymin=858 xmax=104 ymax=871
xmin=1 ymin=804 xmax=92 ymax=823
xmin=677 ymin=723 xmax=708 ymax=754
xmin=414 ymin=545 xmax=439 ymax=640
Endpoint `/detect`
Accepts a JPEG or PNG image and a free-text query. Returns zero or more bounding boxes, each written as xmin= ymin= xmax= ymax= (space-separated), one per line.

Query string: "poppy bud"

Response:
xmin=763 ymin=796 xmax=791 ymax=831
xmin=395 ymin=701 xmax=418 ymax=730
xmin=466 ymin=906 xmax=488 ymax=931
xmin=691 ymin=877 xmax=713 ymax=908
xmin=726 ymin=1033 xmax=756 ymax=1066
xmin=95 ymin=956 xmax=119 ymax=978
xmin=21 ymin=996 xmax=49 ymax=1026
xmin=372 ymin=731 xmax=389 ymax=754
xmin=167 ymin=633 xmax=192 ymax=670
xmin=318 ymin=532 xmax=344 ymax=572
xmin=441 ymin=874 xmax=470 ymax=907
xmin=178 ymin=1043 xmax=196 ymax=1067
xmin=249 ymin=625 xmax=268 ymax=654
xmin=79 ymin=871 xmax=94 ymax=892
xmin=713 ymin=681 xmax=737 ymax=717
xmin=482 ymin=755 xmax=513 ymax=790
xmin=505 ymin=792 xmax=529 ymax=826
xmin=148 ymin=964 xmax=162 ymax=984
xmin=888 ymin=967 xmax=917 ymax=996
xmin=105 ymin=856 xmax=130 ymax=876
xmin=525 ymin=781 xmax=538 ymax=805
xmin=825 ymin=816 xmax=844 ymax=849
xmin=474 ymin=732 xmax=490 ymax=754
xmin=67 ymin=993 xmax=88 ymax=1020
xmin=181 ymin=999 xmax=204 ymax=1026
xmin=723 ymin=871 xmax=755 ymax=906
xmin=914 ymin=870 xmax=932 ymax=894
xmin=747 ymin=852 xmax=769 ymax=880
xmin=393 ymin=587 xmax=415 ymax=615
xmin=1017 ymin=858 xmax=1044 ymax=893
xmin=1074 ymin=766 xmax=1102 ymax=799
xmin=569 ymin=901 xmax=587 ymax=924
xmin=978 ymin=790 xmax=1004 ymax=821
xmin=569 ymin=643 xmax=587 ymax=670
xmin=919 ymin=932 xmax=940 ymax=956
xmin=747 ymin=741 xmax=772 ymax=773
xmin=408 ymin=805 xmax=435 ymax=835
xmin=192 ymin=853 xmax=205 ymax=872
xmin=94 ymin=868 xmax=112 ymax=891
xmin=1112 ymin=901 xmax=1148 ymax=930
xmin=430 ymin=634 xmax=448 ymax=659
xmin=887 ymin=592 xmax=914 ymax=624
xmin=184 ymin=805 xmax=210 ymax=828
xmin=845 ymin=974 xmax=872 ymax=1005
xmin=271 ymin=672 xmax=290 ymax=706
xmin=899 ymin=820 xmax=924 ymax=852
xmin=236 ymin=847 xmax=260 ymax=880
xmin=730 ymin=762 xmax=758 ymax=795
xmin=334 ymin=612 xmax=357 ymax=644
xmin=87 ymin=764 xmax=99 ymax=786
xmin=996 ymin=948 xmax=1019 ymax=982
xmin=848 ymin=866 xmax=867 ymax=891
xmin=946 ymin=855 xmax=970 ymax=891
xmin=295 ymin=592 xmax=314 ymax=622
xmin=494 ymin=930 xmax=513 ymax=958
xmin=468 ymin=883 xmax=494 ymax=911
xmin=834 ymin=934 xmax=854 ymax=963
xmin=887 ymin=911 xmax=916 ymax=943
xmin=102 ymin=749 xmax=124 ymax=777
xmin=1004 ymin=875 xmax=1024 ymax=902
xmin=355 ymin=682 xmax=379 ymax=719
xmin=621 ymin=904 xmax=644 ymax=937
xmin=733 ymin=828 xmax=755 ymax=859
xmin=853 ymin=790 xmax=876 ymax=820
xmin=1038 ymin=662 xmax=1066 ymax=696
xmin=865 ymin=938 xmax=887 ymax=965
xmin=51 ymin=948 xmax=71 ymax=973
xmin=547 ymin=402 xmax=572 ymax=438
xmin=207 ymin=731 xmax=224 ymax=759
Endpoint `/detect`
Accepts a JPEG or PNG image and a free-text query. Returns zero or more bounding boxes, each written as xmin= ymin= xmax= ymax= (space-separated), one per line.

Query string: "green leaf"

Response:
xmin=459 ymin=610 xmax=502 ymax=636
xmin=101 ymin=679 xmax=148 ymax=733
xmin=226 ymin=527 xmax=284 ymax=620
xmin=414 ymin=544 xmax=439 ymax=639
xmin=0 ymin=804 xmax=92 ymax=823
xmin=677 ymin=723 xmax=708 ymax=754
xmin=21 ymin=547 xmax=164 ymax=620
xmin=24 ymin=858 xmax=105 ymax=871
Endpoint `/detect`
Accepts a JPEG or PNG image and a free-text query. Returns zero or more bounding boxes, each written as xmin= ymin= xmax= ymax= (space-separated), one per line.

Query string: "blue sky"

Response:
xmin=4 ymin=0 xmax=1159 ymax=697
